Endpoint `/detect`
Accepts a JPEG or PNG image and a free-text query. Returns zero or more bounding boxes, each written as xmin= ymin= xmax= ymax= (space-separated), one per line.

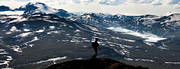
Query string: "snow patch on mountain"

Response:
xmin=165 ymin=62 xmax=180 ymax=64
xmin=10 ymin=26 xmax=21 ymax=32
xmin=10 ymin=45 xmax=22 ymax=53
xmin=9 ymin=16 xmax=27 ymax=23
xmin=0 ymin=11 xmax=24 ymax=15
xmin=107 ymin=27 xmax=167 ymax=42
xmin=87 ymin=26 xmax=98 ymax=31
xmin=47 ymin=31 xmax=59 ymax=34
xmin=124 ymin=57 xmax=155 ymax=62
xmin=49 ymin=26 xmax=55 ymax=29
xmin=23 ymin=29 xmax=30 ymax=32
xmin=0 ymin=15 xmax=27 ymax=23
xmin=17 ymin=32 xmax=32 ymax=37
xmin=0 ymin=49 xmax=8 ymax=55
xmin=36 ymin=29 xmax=44 ymax=33
xmin=34 ymin=56 xmax=67 ymax=64
xmin=75 ymin=29 xmax=81 ymax=32
xmin=6 ymin=26 xmax=21 ymax=34
xmin=30 ymin=36 xmax=39 ymax=42
xmin=0 ymin=55 xmax=13 ymax=69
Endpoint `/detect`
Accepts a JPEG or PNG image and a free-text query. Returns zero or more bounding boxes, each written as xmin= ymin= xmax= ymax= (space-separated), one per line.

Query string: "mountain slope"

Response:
xmin=0 ymin=13 xmax=156 ymax=69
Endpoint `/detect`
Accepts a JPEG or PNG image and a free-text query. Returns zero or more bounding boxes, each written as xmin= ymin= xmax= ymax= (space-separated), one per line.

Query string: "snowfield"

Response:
xmin=107 ymin=27 xmax=167 ymax=42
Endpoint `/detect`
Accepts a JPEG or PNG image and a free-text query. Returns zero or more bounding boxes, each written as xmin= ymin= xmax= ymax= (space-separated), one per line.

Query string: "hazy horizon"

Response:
xmin=0 ymin=0 xmax=180 ymax=16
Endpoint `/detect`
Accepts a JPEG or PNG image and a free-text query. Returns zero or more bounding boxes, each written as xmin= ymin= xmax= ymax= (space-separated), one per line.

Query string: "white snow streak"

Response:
xmin=107 ymin=27 xmax=166 ymax=42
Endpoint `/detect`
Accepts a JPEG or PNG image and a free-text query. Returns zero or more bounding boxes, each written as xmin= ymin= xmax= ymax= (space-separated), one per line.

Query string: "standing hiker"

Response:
xmin=92 ymin=38 xmax=99 ymax=57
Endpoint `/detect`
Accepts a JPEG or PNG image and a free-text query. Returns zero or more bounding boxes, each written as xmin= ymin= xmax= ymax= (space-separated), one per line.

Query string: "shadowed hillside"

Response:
xmin=46 ymin=58 xmax=148 ymax=69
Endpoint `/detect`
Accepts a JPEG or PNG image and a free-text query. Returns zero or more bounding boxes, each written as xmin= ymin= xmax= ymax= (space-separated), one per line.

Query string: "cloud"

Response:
xmin=168 ymin=0 xmax=180 ymax=5
xmin=176 ymin=7 xmax=180 ymax=9
xmin=99 ymin=0 xmax=156 ymax=5
xmin=139 ymin=0 xmax=153 ymax=4
xmin=0 ymin=0 xmax=10 ymax=1
xmin=1 ymin=0 xmax=179 ymax=6
xmin=151 ymin=0 xmax=162 ymax=5
xmin=16 ymin=0 xmax=31 ymax=2
xmin=72 ymin=0 xmax=94 ymax=4
xmin=72 ymin=0 xmax=81 ymax=3
xmin=99 ymin=0 xmax=126 ymax=5
xmin=98 ymin=0 xmax=180 ymax=6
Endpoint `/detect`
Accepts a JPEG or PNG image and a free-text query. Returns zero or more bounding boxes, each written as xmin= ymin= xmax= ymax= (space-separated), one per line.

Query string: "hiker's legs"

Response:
xmin=94 ymin=47 xmax=97 ymax=56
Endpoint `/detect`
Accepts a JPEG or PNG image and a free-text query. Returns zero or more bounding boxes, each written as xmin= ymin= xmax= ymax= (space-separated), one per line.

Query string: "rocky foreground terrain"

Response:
xmin=46 ymin=58 xmax=148 ymax=69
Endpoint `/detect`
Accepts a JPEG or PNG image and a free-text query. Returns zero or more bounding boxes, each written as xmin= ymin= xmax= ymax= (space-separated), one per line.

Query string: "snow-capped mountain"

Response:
xmin=15 ymin=2 xmax=57 ymax=14
xmin=14 ymin=2 xmax=73 ymax=18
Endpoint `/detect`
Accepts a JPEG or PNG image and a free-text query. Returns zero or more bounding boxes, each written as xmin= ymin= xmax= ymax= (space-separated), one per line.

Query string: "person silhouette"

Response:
xmin=92 ymin=38 xmax=99 ymax=58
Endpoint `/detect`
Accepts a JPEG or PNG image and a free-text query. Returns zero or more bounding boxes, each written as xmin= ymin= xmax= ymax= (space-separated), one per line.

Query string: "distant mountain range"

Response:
xmin=1 ymin=2 xmax=179 ymax=37
xmin=72 ymin=13 xmax=180 ymax=37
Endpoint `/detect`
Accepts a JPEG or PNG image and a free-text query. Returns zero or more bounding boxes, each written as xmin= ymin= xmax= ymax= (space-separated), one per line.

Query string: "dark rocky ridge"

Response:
xmin=46 ymin=58 xmax=148 ymax=69
xmin=0 ymin=6 xmax=11 ymax=11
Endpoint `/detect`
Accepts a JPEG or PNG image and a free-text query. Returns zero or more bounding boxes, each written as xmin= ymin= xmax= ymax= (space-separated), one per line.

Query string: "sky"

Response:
xmin=0 ymin=0 xmax=180 ymax=16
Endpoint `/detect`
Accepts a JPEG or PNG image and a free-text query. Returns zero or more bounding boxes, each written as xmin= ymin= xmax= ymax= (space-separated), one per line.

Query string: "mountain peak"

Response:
xmin=26 ymin=2 xmax=48 ymax=9
xmin=12 ymin=2 xmax=72 ymax=17
xmin=169 ymin=13 xmax=180 ymax=16
xmin=168 ymin=13 xmax=180 ymax=21
xmin=29 ymin=2 xmax=46 ymax=5
xmin=15 ymin=2 xmax=57 ymax=14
